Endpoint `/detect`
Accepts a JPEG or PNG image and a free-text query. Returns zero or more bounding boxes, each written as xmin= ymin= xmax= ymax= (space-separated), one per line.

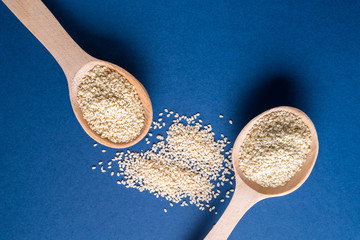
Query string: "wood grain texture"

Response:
xmin=2 ymin=0 xmax=94 ymax=80
xmin=2 ymin=0 xmax=153 ymax=148
xmin=204 ymin=106 xmax=319 ymax=240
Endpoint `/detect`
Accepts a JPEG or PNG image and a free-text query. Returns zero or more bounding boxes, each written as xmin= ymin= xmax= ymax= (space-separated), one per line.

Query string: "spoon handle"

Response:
xmin=2 ymin=0 xmax=94 ymax=80
xmin=204 ymin=182 xmax=263 ymax=240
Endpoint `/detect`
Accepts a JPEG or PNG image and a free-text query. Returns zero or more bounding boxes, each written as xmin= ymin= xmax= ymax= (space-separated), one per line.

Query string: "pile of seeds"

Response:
xmin=94 ymin=110 xmax=234 ymax=210
xmin=238 ymin=110 xmax=312 ymax=188
xmin=77 ymin=65 xmax=145 ymax=143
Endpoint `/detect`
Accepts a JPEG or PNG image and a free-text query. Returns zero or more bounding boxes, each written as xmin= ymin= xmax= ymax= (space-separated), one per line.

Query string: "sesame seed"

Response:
xmin=219 ymin=114 xmax=223 ymax=118
xmin=93 ymin=143 xmax=97 ymax=147
xmin=164 ymin=208 xmax=167 ymax=213
xmin=95 ymin=111 xmax=234 ymax=210
xmin=77 ymin=65 xmax=145 ymax=144
xmin=239 ymin=110 xmax=312 ymax=188
xmin=91 ymin=165 xmax=96 ymax=170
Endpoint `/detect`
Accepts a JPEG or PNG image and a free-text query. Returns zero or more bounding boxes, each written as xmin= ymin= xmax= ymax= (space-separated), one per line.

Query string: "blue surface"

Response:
xmin=1 ymin=0 xmax=359 ymax=239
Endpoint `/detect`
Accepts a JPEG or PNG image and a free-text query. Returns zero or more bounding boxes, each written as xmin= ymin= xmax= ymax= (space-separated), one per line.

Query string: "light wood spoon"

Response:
xmin=2 ymin=0 xmax=153 ymax=148
xmin=205 ymin=106 xmax=319 ymax=240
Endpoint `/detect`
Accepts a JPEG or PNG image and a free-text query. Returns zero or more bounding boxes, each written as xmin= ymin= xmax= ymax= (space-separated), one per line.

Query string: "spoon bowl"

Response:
xmin=3 ymin=0 xmax=153 ymax=148
xmin=205 ymin=106 xmax=319 ymax=239
xmin=233 ymin=106 xmax=319 ymax=196
xmin=70 ymin=60 xmax=153 ymax=149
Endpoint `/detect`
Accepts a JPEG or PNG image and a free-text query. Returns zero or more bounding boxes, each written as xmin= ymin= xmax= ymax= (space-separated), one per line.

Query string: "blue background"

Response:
xmin=1 ymin=0 xmax=359 ymax=239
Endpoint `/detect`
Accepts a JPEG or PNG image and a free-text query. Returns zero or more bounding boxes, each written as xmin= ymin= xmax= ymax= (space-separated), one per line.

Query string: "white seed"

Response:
xmin=239 ymin=110 xmax=311 ymax=188
xmin=103 ymin=112 xmax=233 ymax=210
xmin=77 ymin=65 xmax=145 ymax=144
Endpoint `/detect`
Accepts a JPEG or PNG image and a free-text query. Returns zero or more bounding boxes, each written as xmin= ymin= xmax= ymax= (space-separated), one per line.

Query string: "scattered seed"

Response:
xmin=95 ymin=111 xmax=234 ymax=210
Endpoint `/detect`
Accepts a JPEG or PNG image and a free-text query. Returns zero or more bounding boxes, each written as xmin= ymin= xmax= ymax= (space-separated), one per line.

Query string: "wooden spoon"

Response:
xmin=2 ymin=0 xmax=153 ymax=149
xmin=205 ymin=106 xmax=319 ymax=240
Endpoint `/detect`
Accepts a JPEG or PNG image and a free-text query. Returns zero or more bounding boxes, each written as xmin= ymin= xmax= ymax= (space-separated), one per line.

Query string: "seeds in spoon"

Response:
xmin=77 ymin=65 xmax=145 ymax=143
xmin=239 ymin=110 xmax=311 ymax=188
